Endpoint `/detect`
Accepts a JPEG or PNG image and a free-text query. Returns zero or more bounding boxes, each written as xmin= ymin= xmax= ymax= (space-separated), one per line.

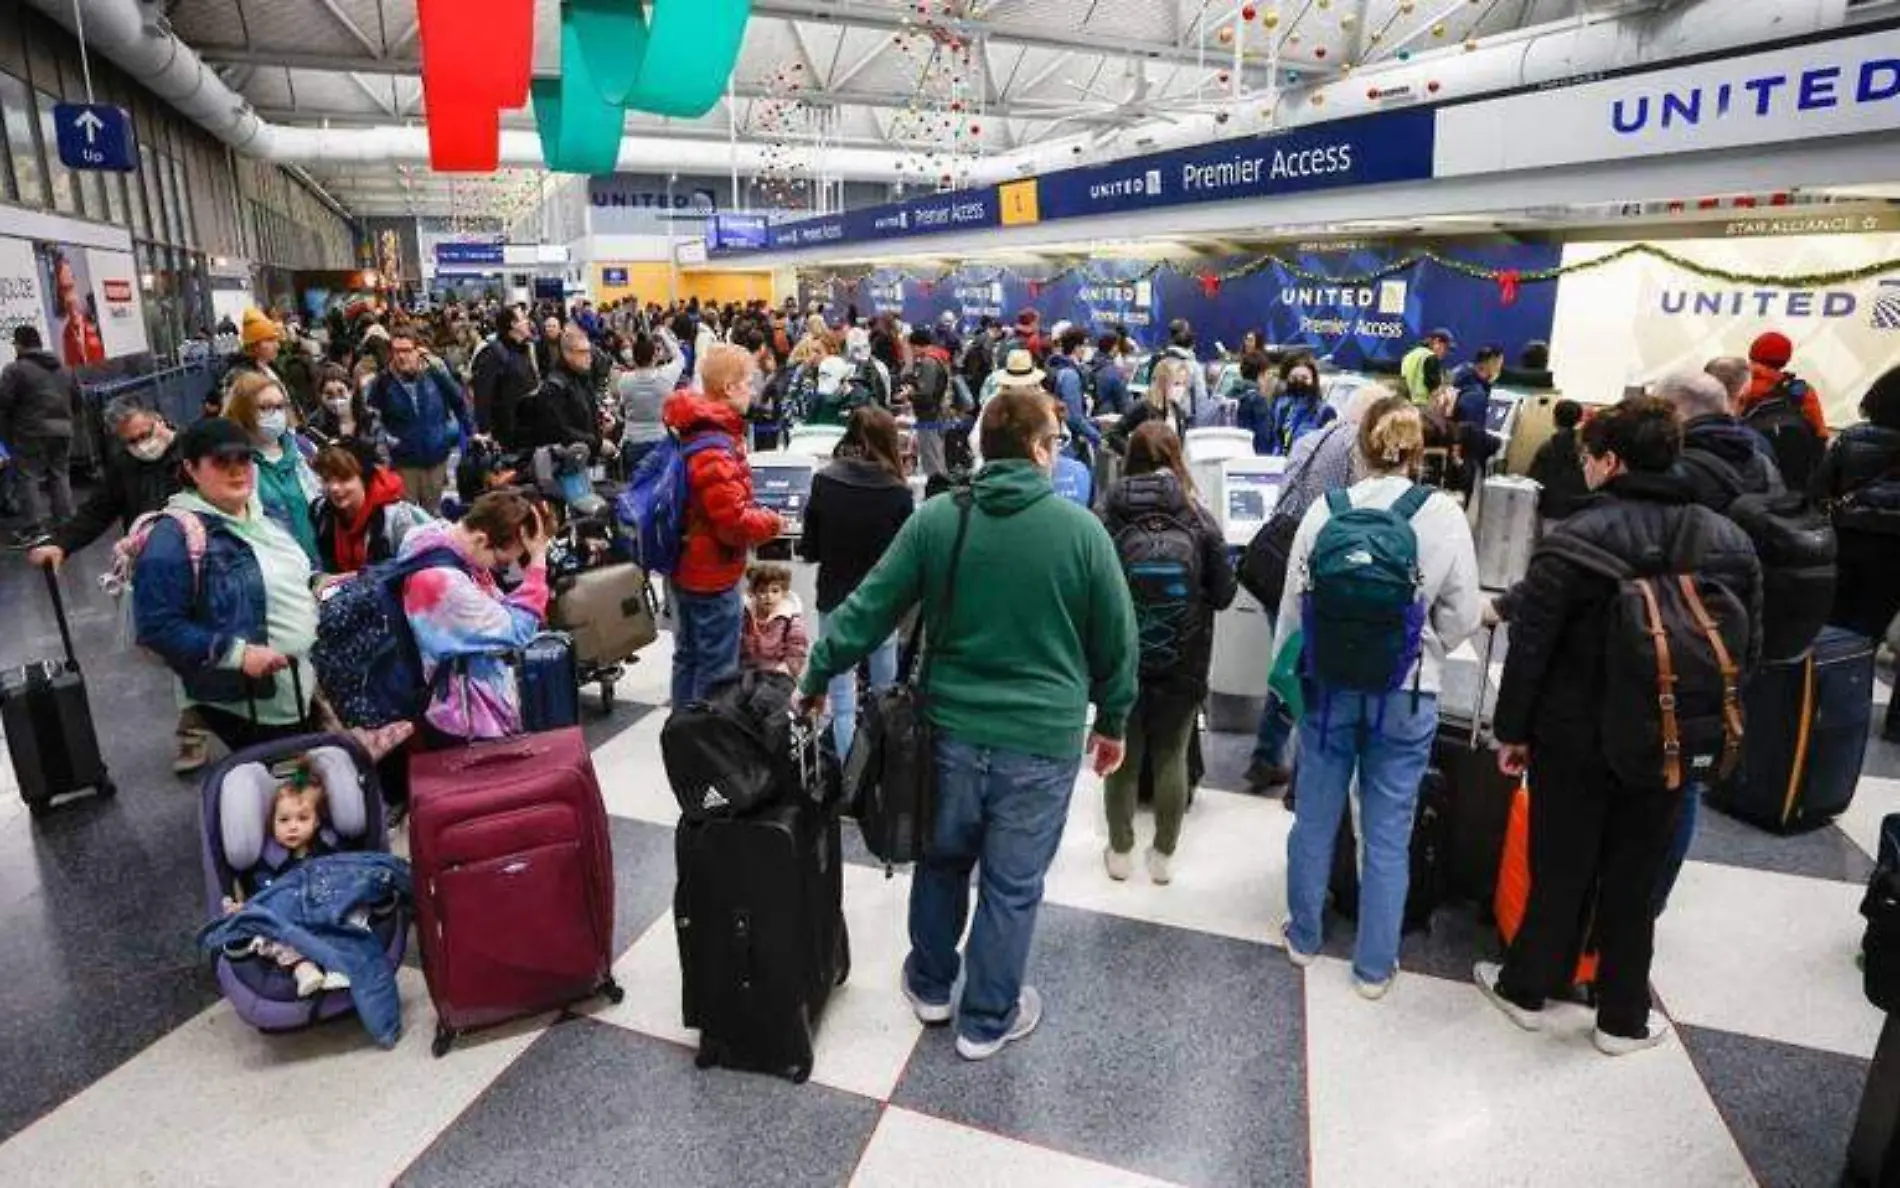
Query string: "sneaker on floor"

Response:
xmin=1244 ymin=761 xmax=1292 ymax=795
xmin=293 ymin=963 xmax=325 ymax=999
xmin=1145 ymin=847 xmax=1173 ymax=885
xmin=901 ymin=969 xmax=953 ymax=1026
xmin=173 ymin=730 xmax=210 ymax=776
xmin=1354 ymin=968 xmax=1399 ymax=1000
xmin=1473 ymin=961 xmax=1543 ymax=1031
xmin=955 ymin=987 xmax=1043 ymax=1061
xmin=319 ymin=969 xmax=352 ymax=992
xmin=1103 ymin=845 xmax=1134 ymax=882
xmin=1593 ymin=1012 xmax=1673 ymax=1057
xmin=1280 ymin=922 xmax=1317 ymax=969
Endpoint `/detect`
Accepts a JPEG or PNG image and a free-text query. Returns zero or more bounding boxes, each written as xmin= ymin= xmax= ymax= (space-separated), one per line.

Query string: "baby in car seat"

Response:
xmin=220 ymin=760 xmax=361 ymax=998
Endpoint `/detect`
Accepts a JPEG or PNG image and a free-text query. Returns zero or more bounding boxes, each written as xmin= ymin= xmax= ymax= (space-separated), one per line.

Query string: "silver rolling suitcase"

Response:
xmin=1475 ymin=476 xmax=1541 ymax=591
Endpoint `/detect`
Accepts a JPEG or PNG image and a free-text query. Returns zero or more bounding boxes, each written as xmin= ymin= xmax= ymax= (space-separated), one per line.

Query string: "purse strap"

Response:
xmin=902 ymin=488 xmax=976 ymax=697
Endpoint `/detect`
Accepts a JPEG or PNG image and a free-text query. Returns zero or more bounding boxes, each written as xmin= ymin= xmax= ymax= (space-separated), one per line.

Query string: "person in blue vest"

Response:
xmin=1045 ymin=327 xmax=1103 ymax=458
xmin=367 ymin=325 xmax=474 ymax=515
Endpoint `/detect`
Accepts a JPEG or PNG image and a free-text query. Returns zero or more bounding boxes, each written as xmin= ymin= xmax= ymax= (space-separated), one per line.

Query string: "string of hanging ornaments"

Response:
xmin=892 ymin=1 xmax=989 ymax=191
xmin=755 ymin=56 xmax=816 ymax=212
xmin=800 ymin=243 xmax=1900 ymax=308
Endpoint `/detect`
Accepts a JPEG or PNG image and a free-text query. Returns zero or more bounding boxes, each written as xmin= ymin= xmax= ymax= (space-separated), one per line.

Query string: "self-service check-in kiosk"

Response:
xmin=747 ymin=451 xmax=822 ymax=641
xmin=1205 ymin=456 xmax=1287 ymax=732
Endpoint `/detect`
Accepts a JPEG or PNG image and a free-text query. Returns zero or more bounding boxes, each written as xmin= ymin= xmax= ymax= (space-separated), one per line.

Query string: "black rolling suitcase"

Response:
xmin=1436 ymin=628 xmax=1517 ymax=907
xmin=674 ymin=798 xmax=850 ymax=1083
xmin=1 ymin=569 xmax=114 ymax=818
xmin=1329 ymin=769 xmax=1448 ymax=933
xmin=1709 ymin=626 xmax=1875 ymax=833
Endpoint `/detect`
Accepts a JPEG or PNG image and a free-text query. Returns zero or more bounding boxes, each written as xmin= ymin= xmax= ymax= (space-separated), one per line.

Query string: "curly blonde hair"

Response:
xmin=1357 ymin=398 xmax=1425 ymax=473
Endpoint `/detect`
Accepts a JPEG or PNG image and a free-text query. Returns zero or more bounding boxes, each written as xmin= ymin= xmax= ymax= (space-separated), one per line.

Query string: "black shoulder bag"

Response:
xmin=842 ymin=489 xmax=976 ymax=874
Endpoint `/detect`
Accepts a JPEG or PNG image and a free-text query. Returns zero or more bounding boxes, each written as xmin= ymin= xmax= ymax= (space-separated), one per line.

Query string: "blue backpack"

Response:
xmin=311 ymin=546 xmax=469 ymax=728
xmin=1300 ymin=486 xmax=1431 ymax=701
xmin=615 ymin=431 xmax=737 ymax=576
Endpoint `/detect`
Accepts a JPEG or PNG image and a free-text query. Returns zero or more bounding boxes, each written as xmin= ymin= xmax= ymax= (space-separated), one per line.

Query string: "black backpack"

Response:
xmin=1744 ymin=379 xmax=1826 ymax=492
xmin=1543 ymin=516 xmax=1749 ymax=792
xmin=847 ymin=359 xmax=887 ymax=409
xmin=907 ymin=356 xmax=950 ymax=419
xmin=1113 ymin=506 xmax=1207 ymax=680
xmin=1680 ymin=449 xmax=1836 ymax=663
xmin=660 ymin=671 xmax=822 ymax=821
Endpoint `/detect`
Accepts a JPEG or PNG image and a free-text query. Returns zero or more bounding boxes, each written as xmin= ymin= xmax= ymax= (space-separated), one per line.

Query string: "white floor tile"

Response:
xmin=592 ymin=863 xmax=925 ymax=1101
xmin=0 ymin=969 xmax=542 ymax=1188
xmin=610 ymin=630 xmax=674 ymax=709
xmin=1836 ymin=776 xmax=1900 ymax=865
xmin=850 ymin=1107 xmax=1185 ymax=1188
xmin=1042 ymin=773 xmax=1289 ymax=947
xmin=1653 ymin=860 xmax=1883 ymax=1058
xmin=1303 ymin=956 xmax=1754 ymax=1188
xmin=591 ymin=709 xmax=681 ymax=827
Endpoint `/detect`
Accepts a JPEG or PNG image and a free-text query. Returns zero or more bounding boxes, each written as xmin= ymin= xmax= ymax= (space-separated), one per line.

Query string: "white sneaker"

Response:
xmin=1280 ymin=922 xmax=1317 ymax=969
xmin=292 ymin=963 xmax=325 ymax=999
xmin=1354 ymin=968 xmax=1399 ymax=1000
xmin=320 ymin=969 xmax=352 ymax=992
xmin=1593 ymin=1012 xmax=1674 ymax=1056
xmin=1145 ymin=847 xmax=1173 ymax=885
xmin=1104 ymin=846 xmax=1134 ymax=882
xmin=955 ymin=987 xmax=1043 ymax=1061
xmin=901 ymin=969 xmax=953 ymax=1026
xmin=1474 ymin=961 xmax=1543 ymax=1031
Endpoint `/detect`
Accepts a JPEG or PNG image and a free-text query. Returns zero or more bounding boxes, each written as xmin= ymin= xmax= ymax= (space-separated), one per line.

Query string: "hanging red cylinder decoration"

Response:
xmin=1027 ymin=279 xmax=1044 ymax=300
xmin=1496 ymin=269 xmax=1521 ymax=307
xmin=418 ymin=0 xmax=535 ymax=171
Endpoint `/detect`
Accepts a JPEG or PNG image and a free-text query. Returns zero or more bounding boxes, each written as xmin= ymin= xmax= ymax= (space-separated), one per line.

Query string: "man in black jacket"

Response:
xmin=1662 ymin=370 xmax=1785 ymax=507
xmin=1476 ymin=397 xmax=1761 ymax=1057
xmin=470 ymin=306 xmax=539 ymax=450
xmin=0 ymin=326 xmax=79 ymax=547
xmin=24 ymin=395 xmax=210 ymax=773
xmin=527 ymin=326 xmax=611 ymax=462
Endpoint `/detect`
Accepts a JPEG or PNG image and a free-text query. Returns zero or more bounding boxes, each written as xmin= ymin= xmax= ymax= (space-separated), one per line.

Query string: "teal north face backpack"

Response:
xmin=1300 ymin=487 xmax=1431 ymax=699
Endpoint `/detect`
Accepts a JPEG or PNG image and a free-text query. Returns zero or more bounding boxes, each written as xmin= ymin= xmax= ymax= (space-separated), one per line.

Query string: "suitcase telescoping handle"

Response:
xmin=1470 ymin=623 xmax=1500 ymax=751
xmin=243 ymin=657 xmax=306 ymax=726
xmin=42 ymin=564 xmax=80 ymax=676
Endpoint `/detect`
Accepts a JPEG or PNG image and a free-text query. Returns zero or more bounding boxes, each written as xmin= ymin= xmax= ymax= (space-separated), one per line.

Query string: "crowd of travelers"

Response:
xmin=3 ymin=281 xmax=1897 ymax=1066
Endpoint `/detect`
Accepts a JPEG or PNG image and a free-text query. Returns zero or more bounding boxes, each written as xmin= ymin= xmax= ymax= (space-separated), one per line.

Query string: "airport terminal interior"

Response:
xmin=4 ymin=1 xmax=1900 ymax=1185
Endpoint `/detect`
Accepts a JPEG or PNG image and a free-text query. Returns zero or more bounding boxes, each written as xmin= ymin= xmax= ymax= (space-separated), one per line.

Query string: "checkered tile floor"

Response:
xmin=0 ymin=565 xmax=1894 ymax=1187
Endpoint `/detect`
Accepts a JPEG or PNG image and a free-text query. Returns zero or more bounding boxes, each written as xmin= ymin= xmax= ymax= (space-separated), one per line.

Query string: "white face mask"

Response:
xmin=619 ymin=348 xmax=634 ymax=365
xmin=323 ymin=395 xmax=352 ymax=415
xmin=128 ymin=435 xmax=168 ymax=463
xmin=1077 ymin=346 xmax=1095 ymax=365
xmin=257 ymin=410 xmax=289 ymax=438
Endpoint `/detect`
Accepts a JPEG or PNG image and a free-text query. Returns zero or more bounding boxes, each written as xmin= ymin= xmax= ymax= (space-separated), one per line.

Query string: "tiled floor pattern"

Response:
xmin=0 ymin=557 xmax=1895 ymax=1186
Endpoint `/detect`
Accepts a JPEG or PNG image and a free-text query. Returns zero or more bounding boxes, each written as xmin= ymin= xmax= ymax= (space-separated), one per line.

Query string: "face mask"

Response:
xmin=619 ymin=348 xmax=634 ymax=365
xmin=1077 ymin=347 xmax=1095 ymax=365
xmin=324 ymin=395 xmax=352 ymax=415
xmin=257 ymin=410 xmax=289 ymax=438
xmin=1287 ymin=378 xmax=1316 ymax=396
xmin=128 ymin=435 xmax=168 ymax=463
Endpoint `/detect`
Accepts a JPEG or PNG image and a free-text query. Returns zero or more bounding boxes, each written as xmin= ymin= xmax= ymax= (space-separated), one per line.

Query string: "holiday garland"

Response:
xmin=801 ymin=243 xmax=1900 ymax=302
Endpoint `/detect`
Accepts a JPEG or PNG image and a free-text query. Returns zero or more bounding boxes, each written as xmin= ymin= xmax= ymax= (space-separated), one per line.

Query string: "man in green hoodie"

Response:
xmin=799 ymin=387 xmax=1139 ymax=1062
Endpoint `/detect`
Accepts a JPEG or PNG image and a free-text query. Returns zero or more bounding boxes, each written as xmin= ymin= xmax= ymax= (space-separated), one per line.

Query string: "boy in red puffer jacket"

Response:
xmin=662 ymin=344 xmax=784 ymax=707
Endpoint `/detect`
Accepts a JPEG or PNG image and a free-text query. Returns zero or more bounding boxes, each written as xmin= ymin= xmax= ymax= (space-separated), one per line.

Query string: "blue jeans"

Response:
xmin=670 ymin=586 xmax=743 ymax=708
xmin=819 ymin=610 xmax=899 ymax=759
xmin=1654 ymin=782 xmax=1700 ymax=916
xmin=1285 ymin=690 xmax=1438 ymax=983
xmin=1252 ymin=692 xmax=1295 ymax=770
xmin=905 ymin=735 xmax=1080 ymax=1044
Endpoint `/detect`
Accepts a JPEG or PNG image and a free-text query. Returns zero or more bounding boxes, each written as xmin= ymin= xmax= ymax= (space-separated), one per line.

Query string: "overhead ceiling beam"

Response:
xmin=200 ymin=49 xmax=1132 ymax=126
xmin=248 ymin=105 xmax=919 ymax=152
xmin=313 ymin=0 xmax=383 ymax=58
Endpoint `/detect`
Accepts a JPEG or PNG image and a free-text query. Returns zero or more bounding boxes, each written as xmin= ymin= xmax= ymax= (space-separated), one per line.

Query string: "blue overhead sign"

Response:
xmin=741 ymin=107 xmax=1431 ymax=257
xmin=707 ymin=213 xmax=770 ymax=252
xmin=1036 ymin=107 xmax=1436 ymax=220
xmin=434 ymin=242 xmax=505 ymax=266
xmin=53 ymin=103 xmax=134 ymax=172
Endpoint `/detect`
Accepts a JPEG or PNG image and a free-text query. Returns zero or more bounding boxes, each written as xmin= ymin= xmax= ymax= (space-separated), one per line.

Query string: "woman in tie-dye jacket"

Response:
xmin=398 ymin=490 xmax=551 ymax=742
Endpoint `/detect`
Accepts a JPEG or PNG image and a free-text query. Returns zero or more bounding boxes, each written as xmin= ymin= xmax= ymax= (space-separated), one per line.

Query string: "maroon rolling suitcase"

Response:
xmin=409 ymin=726 xmax=622 ymax=1055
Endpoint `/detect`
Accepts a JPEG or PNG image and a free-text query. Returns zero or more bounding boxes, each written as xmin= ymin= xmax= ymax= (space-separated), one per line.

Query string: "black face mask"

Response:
xmin=1286 ymin=379 xmax=1316 ymax=396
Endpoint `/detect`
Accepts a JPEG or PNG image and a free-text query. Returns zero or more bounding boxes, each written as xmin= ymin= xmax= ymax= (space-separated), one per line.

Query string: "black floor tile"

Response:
xmin=395 ymin=1017 xmax=881 ymax=1187
xmin=892 ymin=903 xmax=1309 ymax=1187
xmin=1693 ymin=800 xmax=1875 ymax=885
xmin=1320 ymin=897 xmax=1504 ymax=986
xmin=1680 ymin=1023 xmax=1868 ymax=1188
xmin=608 ymin=815 xmax=679 ymax=960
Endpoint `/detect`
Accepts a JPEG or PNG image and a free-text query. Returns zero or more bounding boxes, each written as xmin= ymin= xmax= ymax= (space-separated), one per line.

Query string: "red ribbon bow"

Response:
xmin=1027 ymin=280 xmax=1044 ymax=300
xmin=1497 ymin=269 xmax=1521 ymax=307
xmin=1198 ymin=271 xmax=1221 ymax=298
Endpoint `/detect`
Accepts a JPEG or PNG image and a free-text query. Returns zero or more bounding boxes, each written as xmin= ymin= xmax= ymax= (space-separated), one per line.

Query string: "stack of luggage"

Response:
xmin=662 ymin=672 xmax=850 ymax=1083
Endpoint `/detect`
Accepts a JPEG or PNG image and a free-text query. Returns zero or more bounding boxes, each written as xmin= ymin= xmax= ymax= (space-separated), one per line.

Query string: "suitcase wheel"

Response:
xmin=431 ymin=1027 xmax=456 ymax=1059
xmin=835 ymin=930 xmax=852 ymax=987
xmin=598 ymin=679 xmax=615 ymax=714
xmin=27 ymin=799 xmax=53 ymax=820
xmin=788 ymin=1063 xmax=811 ymax=1085
xmin=600 ymin=976 xmax=626 ymax=1005
xmin=98 ymin=777 xmax=117 ymax=799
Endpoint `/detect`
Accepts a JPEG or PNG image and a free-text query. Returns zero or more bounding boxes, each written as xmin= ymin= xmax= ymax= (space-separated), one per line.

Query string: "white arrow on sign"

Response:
xmin=74 ymin=109 xmax=104 ymax=144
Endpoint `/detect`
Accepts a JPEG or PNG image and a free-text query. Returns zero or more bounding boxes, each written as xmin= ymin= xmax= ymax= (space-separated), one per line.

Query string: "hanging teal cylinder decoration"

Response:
xmin=534 ymin=13 xmax=627 ymax=174
xmin=539 ymin=0 xmax=753 ymax=173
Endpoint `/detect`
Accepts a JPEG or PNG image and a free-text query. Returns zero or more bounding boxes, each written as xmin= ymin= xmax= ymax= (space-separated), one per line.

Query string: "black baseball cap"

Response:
xmin=1427 ymin=327 xmax=1457 ymax=346
xmin=177 ymin=418 xmax=254 ymax=462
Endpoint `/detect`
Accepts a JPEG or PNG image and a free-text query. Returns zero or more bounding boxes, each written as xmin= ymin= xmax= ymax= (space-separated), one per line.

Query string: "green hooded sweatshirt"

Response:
xmin=801 ymin=458 xmax=1139 ymax=759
